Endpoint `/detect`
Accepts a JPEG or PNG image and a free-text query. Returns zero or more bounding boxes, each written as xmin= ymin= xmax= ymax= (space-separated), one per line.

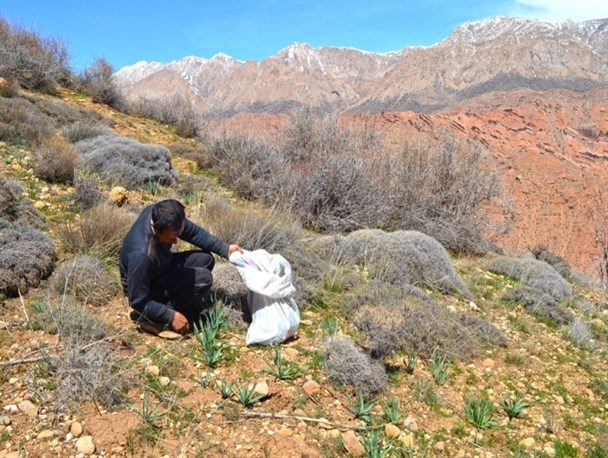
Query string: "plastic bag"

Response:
xmin=229 ymin=249 xmax=300 ymax=345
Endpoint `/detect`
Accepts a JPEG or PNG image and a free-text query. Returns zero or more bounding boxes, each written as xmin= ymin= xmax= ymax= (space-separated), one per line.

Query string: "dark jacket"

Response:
xmin=119 ymin=204 xmax=228 ymax=324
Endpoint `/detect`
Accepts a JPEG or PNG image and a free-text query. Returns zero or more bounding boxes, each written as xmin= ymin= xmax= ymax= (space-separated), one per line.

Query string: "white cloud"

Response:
xmin=510 ymin=0 xmax=608 ymax=22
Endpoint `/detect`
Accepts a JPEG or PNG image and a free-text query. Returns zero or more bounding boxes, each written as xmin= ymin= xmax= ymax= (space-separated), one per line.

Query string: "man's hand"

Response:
xmin=171 ymin=311 xmax=189 ymax=334
xmin=226 ymin=244 xmax=244 ymax=258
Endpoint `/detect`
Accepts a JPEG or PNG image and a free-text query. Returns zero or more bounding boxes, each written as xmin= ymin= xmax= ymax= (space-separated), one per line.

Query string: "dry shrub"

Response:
xmin=0 ymin=227 xmax=56 ymax=297
xmin=530 ymin=244 xmax=571 ymax=278
xmin=52 ymin=255 xmax=118 ymax=306
xmin=80 ymin=58 xmax=124 ymax=109
xmin=487 ymin=256 xmax=573 ymax=300
xmin=0 ymin=17 xmax=72 ymax=93
xmin=568 ymin=318 xmax=594 ymax=349
xmin=33 ymin=137 xmax=76 ymax=184
xmin=75 ymin=134 xmax=177 ymax=188
xmin=58 ymin=203 xmax=134 ymax=259
xmin=323 ymin=335 xmax=387 ymax=395
xmin=33 ymin=299 xmax=109 ymax=342
xmin=33 ymin=300 xmax=128 ymax=409
xmin=199 ymin=195 xmax=303 ymax=254
xmin=0 ymin=96 xmax=55 ymax=146
xmin=53 ymin=340 xmax=126 ymax=409
xmin=61 ymin=122 xmax=110 ymax=143
xmin=354 ymin=300 xmax=481 ymax=361
xmin=459 ymin=314 xmax=508 ymax=348
xmin=73 ymin=174 xmax=104 ymax=211
xmin=0 ymin=77 xmax=19 ymax=97
xmin=212 ymin=263 xmax=248 ymax=328
xmin=384 ymin=140 xmax=505 ymax=254
xmin=345 ymin=279 xmax=432 ymax=314
xmin=129 ymin=95 xmax=199 ymax=138
xmin=205 ymin=134 xmax=285 ymax=200
xmin=505 ymin=286 xmax=574 ymax=325
xmin=203 ymin=111 xmax=504 ymax=254
xmin=315 ymin=229 xmax=467 ymax=295
xmin=0 ymin=177 xmax=43 ymax=229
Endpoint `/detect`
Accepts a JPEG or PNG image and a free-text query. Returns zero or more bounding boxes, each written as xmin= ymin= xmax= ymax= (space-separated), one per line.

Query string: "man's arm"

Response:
xmin=126 ymin=252 xmax=175 ymax=324
xmin=179 ymin=219 xmax=230 ymax=256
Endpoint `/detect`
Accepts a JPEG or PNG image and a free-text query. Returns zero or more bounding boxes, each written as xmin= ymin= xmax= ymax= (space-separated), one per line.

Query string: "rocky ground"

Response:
xmin=0 ymin=89 xmax=607 ymax=458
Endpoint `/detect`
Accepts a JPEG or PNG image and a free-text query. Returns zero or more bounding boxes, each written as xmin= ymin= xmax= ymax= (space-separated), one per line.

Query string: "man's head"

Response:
xmin=151 ymin=199 xmax=186 ymax=245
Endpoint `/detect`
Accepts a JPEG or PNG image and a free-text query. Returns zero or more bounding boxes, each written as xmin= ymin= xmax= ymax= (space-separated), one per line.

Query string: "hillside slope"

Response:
xmin=0 ymin=85 xmax=607 ymax=457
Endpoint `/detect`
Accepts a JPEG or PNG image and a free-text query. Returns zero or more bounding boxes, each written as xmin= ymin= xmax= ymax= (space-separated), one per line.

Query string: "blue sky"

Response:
xmin=1 ymin=0 xmax=606 ymax=71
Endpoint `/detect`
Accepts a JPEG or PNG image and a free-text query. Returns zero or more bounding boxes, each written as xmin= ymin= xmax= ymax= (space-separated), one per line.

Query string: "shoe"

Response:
xmin=129 ymin=310 xmax=181 ymax=339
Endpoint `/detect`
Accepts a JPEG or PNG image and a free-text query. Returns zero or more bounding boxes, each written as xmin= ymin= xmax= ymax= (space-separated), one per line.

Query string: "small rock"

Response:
xmin=384 ymin=424 xmax=400 ymax=439
xmin=18 ymin=400 xmax=38 ymax=418
xmin=400 ymin=433 xmax=415 ymax=448
xmin=1 ymin=415 xmax=11 ymax=425
xmin=71 ymin=421 xmax=83 ymax=438
xmin=293 ymin=409 xmax=306 ymax=416
xmin=482 ymin=358 xmax=495 ymax=368
xmin=146 ymin=365 xmax=160 ymax=377
xmin=250 ymin=381 xmax=269 ymax=398
xmin=434 ymin=441 xmax=445 ymax=452
xmin=76 ymin=435 xmax=95 ymax=455
xmin=159 ymin=376 xmax=171 ymax=387
xmin=33 ymin=200 xmax=46 ymax=209
xmin=342 ymin=431 xmax=365 ymax=455
xmin=519 ymin=437 xmax=535 ymax=449
xmin=302 ymin=380 xmax=320 ymax=395
xmin=37 ymin=430 xmax=55 ymax=440
xmin=108 ymin=186 xmax=129 ymax=206
xmin=403 ymin=415 xmax=418 ymax=431
xmin=3 ymin=405 xmax=18 ymax=414
xmin=543 ymin=443 xmax=556 ymax=457
xmin=278 ymin=427 xmax=293 ymax=437
xmin=447 ymin=305 xmax=457 ymax=313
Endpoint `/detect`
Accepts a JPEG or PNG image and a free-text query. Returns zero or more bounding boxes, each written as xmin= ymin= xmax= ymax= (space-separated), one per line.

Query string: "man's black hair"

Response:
xmin=152 ymin=199 xmax=186 ymax=233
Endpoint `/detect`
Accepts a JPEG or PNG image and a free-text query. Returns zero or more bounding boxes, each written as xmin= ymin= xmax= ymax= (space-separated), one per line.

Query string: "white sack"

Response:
xmin=229 ymin=249 xmax=300 ymax=345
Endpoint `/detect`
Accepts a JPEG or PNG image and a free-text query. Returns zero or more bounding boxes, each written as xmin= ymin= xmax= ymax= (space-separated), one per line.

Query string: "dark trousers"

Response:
xmin=150 ymin=250 xmax=215 ymax=323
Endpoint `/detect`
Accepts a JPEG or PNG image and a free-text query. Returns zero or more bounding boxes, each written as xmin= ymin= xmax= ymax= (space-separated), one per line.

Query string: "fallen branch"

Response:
xmin=0 ymin=355 xmax=48 ymax=367
xmin=240 ymin=410 xmax=389 ymax=431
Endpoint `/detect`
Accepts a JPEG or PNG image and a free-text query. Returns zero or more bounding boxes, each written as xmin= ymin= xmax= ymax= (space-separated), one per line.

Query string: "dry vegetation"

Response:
xmin=0 ymin=17 xmax=606 ymax=458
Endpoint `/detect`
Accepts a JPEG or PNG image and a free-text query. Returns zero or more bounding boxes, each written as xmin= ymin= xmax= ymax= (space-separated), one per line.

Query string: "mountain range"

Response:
xmin=114 ymin=16 xmax=608 ymax=115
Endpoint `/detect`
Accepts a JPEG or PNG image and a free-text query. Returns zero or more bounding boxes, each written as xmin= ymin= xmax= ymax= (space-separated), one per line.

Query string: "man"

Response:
xmin=119 ymin=199 xmax=243 ymax=335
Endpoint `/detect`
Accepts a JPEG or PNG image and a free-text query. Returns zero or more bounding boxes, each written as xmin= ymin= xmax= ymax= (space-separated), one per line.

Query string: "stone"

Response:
xmin=384 ymin=424 xmax=401 ymax=439
xmin=76 ymin=435 xmax=95 ymax=455
xmin=1 ymin=415 xmax=10 ymax=425
xmin=108 ymin=186 xmax=129 ymax=206
xmin=543 ymin=443 xmax=556 ymax=457
xmin=3 ymin=405 xmax=18 ymax=414
xmin=519 ymin=437 xmax=535 ymax=449
xmin=482 ymin=358 xmax=495 ymax=368
xmin=302 ymin=380 xmax=320 ymax=395
xmin=159 ymin=376 xmax=171 ymax=387
xmin=250 ymin=381 xmax=269 ymax=398
xmin=71 ymin=421 xmax=83 ymax=438
xmin=342 ymin=431 xmax=365 ymax=455
xmin=33 ymin=200 xmax=46 ymax=210
xmin=278 ymin=427 xmax=293 ymax=437
xmin=434 ymin=441 xmax=445 ymax=452
xmin=146 ymin=365 xmax=160 ymax=376
xmin=400 ymin=434 xmax=415 ymax=448
xmin=18 ymin=400 xmax=38 ymax=418
xmin=37 ymin=430 xmax=55 ymax=440
xmin=403 ymin=415 xmax=418 ymax=431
